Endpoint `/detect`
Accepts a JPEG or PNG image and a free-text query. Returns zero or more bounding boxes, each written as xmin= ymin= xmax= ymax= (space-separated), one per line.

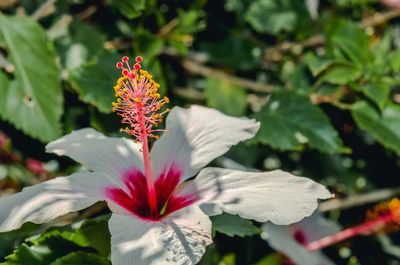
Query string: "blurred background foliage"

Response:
xmin=1 ymin=0 xmax=400 ymax=264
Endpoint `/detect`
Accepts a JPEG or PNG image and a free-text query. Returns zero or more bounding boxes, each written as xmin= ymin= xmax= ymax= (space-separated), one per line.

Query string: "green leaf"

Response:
xmin=319 ymin=63 xmax=362 ymax=85
xmin=113 ymin=0 xmax=146 ymax=19
xmin=325 ymin=19 xmax=369 ymax=61
xmin=352 ymin=83 xmax=390 ymax=110
xmin=304 ymin=53 xmax=362 ymax=85
xmin=389 ymin=49 xmax=400 ymax=71
xmin=304 ymin=53 xmax=341 ymax=76
xmin=55 ymin=19 xmax=106 ymax=70
xmin=0 ymin=14 xmax=62 ymax=142
xmin=200 ymin=31 xmax=261 ymax=71
xmin=197 ymin=245 xmax=219 ymax=265
xmin=210 ymin=213 xmax=261 ymax=237
xmin=0 ymin=223 xmax=41 ymax=260
xmin=133 ymin=29 xmax=164 ymax=62
xmin=331 ymin=34 xmax=371 ymax=65
xmin=245 ymin=0 xmax=309 ymax=35
xmin=1 ymin=233 xmax=93 ymax=265
xmin=69 ymin=52 xmax=120 ymax=113
xmin=49 ymin=252 xmax=110 ymax=265
xmin=67 ymin=216 xmax=111 ymax=257
xmin=173 ymin=9 xmax=206 ymax=35
xmin=372 ymin=28 xmax=392 ymax=59
xmin=252 ymin=91 xmax=345 ymax=153
xmin=290 ymin=63 xmax=313 ymax=94
xmin=205 ymin=77 xmax=248 ymax=116
xmin=352 ymin=101 xmax=400 ymax=155
xmin=253 ymin=253 xmax=282 ymax=265
xmin=220 ymin=253 xmax=236 ymax=265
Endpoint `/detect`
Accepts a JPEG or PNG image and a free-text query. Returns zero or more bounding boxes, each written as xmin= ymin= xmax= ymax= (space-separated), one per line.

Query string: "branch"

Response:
xmin=172 ymin=87 xmax=206 ymax=101
xmin=319 ymin=186 xmax=400 ymax=212
xmin=360 ymin=7 xmax=400 ymax=27
xmin=0 ymin=0 xmax=16 ymax=8
xmin=31 ymin=0 xmax=57 ymax=20
xmin=46 ymin=6 xmax=97 ymax=35
xmin=181 ymin=59 xmax=274 ymax=93
xmin=162 ymin=48 xmax=274 ymax=93
xmin=264 ymin=8 xmax=400 ymax=60
xmin=158 ymin=18 xmax=179 ymax=37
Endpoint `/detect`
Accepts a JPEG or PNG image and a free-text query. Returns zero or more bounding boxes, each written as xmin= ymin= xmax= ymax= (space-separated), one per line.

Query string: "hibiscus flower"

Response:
xmin=262 ymin=211 xmax=340 ymax=265
xmin=0 ymin=57 xmax=332 ymax=265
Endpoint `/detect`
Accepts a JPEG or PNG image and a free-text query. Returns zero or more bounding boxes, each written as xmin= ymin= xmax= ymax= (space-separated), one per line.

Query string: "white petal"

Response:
xmin=150 ymin=105 xmax=259 ymax=181
xmin=293 ymin=211 xmax=341 ymax=242
xmin=193 ymin=167 xmax=333 ymax=225
xmin=0 ymin=171 xmax=107 ymax=232
xmin=109 ymin=205 xmax=212 ymax=265
xmin=262 ymin=211 xmax=339 ymax=265
xmin=46 ymin=128 xmax=144 ymax=178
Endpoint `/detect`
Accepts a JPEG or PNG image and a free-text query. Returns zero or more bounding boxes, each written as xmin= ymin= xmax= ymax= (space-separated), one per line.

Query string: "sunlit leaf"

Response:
xmin=252 ymin=90 xmax=345 ymax=153
xmin=0 ymin=14 xmax=62 ymax=142
xmin=69 ymin=52 xmax=120 ymax=113
xmin=67 ymin=215 xmax=111 ymax=257
xmin=1 ymin=233 xmax=93 ymax=265
xmin=205 ymin=77 xmax=248 ymax=116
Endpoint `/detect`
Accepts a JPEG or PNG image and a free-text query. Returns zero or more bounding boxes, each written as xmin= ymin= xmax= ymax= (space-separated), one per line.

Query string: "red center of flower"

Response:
xmin=105 ymin=167 xmax=198 ymax=221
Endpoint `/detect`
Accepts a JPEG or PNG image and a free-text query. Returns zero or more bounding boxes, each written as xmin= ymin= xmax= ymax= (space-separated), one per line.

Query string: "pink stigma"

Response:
xmin=112 ymin=56 xmax=170 ymax=142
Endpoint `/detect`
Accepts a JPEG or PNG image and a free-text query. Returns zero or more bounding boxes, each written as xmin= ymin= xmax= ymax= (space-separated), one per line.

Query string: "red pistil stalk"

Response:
xmin=137 ymin=101 xmax=158 ymax=217
xmin=112 ymin=56 xmax=170 ymax=217
xmin=306 ymin=198 xmax=400 ymax=252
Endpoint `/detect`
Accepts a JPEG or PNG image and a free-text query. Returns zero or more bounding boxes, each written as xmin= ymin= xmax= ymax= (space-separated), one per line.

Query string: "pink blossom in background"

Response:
xmin=26 ymin=158 xmax=45 ymax=175
xmin=382 ymin=0 xmax=400 ymax=8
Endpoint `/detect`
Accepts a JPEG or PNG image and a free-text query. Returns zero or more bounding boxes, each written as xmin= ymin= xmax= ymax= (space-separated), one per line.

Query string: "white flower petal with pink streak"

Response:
xmin=0 ymin=171 xmax=110 ymax=232
xmin=46 ymin=128 xmax=144 ymax=179
xmin=150 ymin=105 xmax=260 ymax=181
xmin=192 ymin=167 xmax=333 ymax=225
xmin=262 ymin=211 xmax=340 ymax=265
xmin=109 ymin=205 xmax=212 ymax=265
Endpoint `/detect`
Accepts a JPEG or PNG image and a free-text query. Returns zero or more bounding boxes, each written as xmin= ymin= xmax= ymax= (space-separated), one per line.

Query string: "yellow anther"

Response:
xmin=135 ymin=97 xmax=141 ymax=102
xmin=389 ymin=198 xmax=400 ymax=218
xmin=166 ymin=108 xmax=170 ymax=112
